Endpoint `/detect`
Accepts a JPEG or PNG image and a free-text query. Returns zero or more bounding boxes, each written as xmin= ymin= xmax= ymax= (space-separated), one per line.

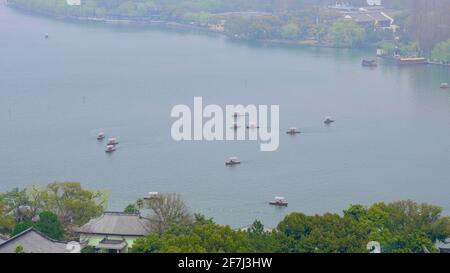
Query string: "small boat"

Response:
xmin=397 ymin=57 xmax=427 ymax=65
xmin=107 ymin=138 xmax=119 ymax=146
xmin=105 ymin=145 xmax=116 ymax=153
xmin=362 ymin=59 xmax=377 ymax=67
xmin=144 ymin=192 xmax=160 ymax=200
xmin=225 ymin=157 xmax=241 ymax=166
xmin=324 ymin=116 xmax=335 ymax=125
xmin=97 ymin=132 xmax=105 ymax=140
xmin=440 ymin=83 xmax=449 ymax=89
xmin=269 ymin=197 xmax=288 ymax=207
xmin=286 ymin=127 xmax=300 ymax=135
xmin=246 ymin=123 xmax=260 ymax=129
xmin=44 ymin=34 xmax=49 ymax=39
xmin=231 ymin=123 xmax=241 ymax=129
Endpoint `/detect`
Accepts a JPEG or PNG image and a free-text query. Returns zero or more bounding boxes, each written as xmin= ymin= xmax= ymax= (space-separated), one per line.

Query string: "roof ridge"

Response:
xmin=104 ymin=211 xmax=140 ymax=216
xmin=0 ymin=228 xmax=67 ymax=247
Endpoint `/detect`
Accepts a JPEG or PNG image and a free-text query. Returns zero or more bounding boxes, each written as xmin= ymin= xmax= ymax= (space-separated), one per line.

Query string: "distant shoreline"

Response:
xmin=4 ymin=2 xmax=450 ymax=67
xmin=5 ymin=1 xmax=376 ymax=52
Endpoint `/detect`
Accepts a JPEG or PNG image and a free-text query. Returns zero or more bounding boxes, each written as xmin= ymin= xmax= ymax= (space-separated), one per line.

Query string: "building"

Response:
xmin=328 ymin=3 xmax=359 ymax=12
xmin=66 ymin=0 xmax=81 ymax=6
xmin=438 ymin=239 xmax=450 ymax=253
xmin=0 ymin=228 xmax=80 ymax=253
xmin=77 ymin=212 xmax=151 ymax=253
xmin=367 ymin=0 xmax=382 ymax=6
xmin=344 ymin=11 xmax=394 ymax=28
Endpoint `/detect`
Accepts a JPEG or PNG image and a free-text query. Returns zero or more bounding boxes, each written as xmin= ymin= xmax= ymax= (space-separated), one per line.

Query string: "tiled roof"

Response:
xmin=439 ymin=239 xmax=450 ymax=249
xmin=77 ymin=212 xmax=151 ymax=236
xmin=0 ymin=228 xmax=70 ymax=253
xmin=345 ymin=12 xmax=391 ymax=23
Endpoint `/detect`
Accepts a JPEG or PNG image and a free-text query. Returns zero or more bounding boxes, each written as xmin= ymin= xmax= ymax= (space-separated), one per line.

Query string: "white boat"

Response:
xmin=107 ymin=138 xmax=119 ymax=145
xmin=324 ymin=116 xmax=335 ymax=124
xmin=269 ymin=197 xmax=288 ymax=207
xmin=144 ymin=192 xmax=160 ymax=200
xmin=105 ymin=145 xmax=116 ymax=153
xmin=441 ymin=83 xmax=449 ymax=89
xmin=286 ymin=127 xmax=300 ymax=134
xmin=225 ymin=157 xmax=241 ymax=166
xmin=97 ymin=132 xmax=105 ymax=140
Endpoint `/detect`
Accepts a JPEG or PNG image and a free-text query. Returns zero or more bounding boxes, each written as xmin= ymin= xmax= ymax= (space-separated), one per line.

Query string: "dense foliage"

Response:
xmin=8 ymin=0 xmax=450 ymax=52
xmin=12 ymin=211 xmax=65 ymax=240
xmin=431 ymin=39 xmax=450 ymax=64
xmin=8 ymin=0 xmax=400 ymax=48
xmin=132 ymin=200 xmax=450 ymax=253
xmin=0 ymin=182 xmax=108 ymax=240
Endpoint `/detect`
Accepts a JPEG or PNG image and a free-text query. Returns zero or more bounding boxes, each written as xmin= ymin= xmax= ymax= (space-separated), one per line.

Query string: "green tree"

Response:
xmin=329 ymin=20 xmax=365 ymax=47
xmin=34 ymin=211 xmax=64 ymax=240
xmin=281 ymin=23 xmax=300 ymax=40
xmin=12 ymin=220 xmax=34 ymax=236
xmin=0 ymin=188 xmax=31 ymax=222
xmin=15 ymin=245 xmax=24 ymax=253
xmin=246 ymin=220 xmax=282 ymax=253
xmin=42 ymin=182 xmax=108 ymax=227
xmin=12 ymin=211 xmax=64 ymax=240
xmin=277 ymin=212 xmax=368 ymax=253
xmin=0 ymin=200 xmax=15 ymax=233
xmin=432 ymin=39 xmax=450 ymax=63
xmin=124 ymin=204 xmax=138 ymax=214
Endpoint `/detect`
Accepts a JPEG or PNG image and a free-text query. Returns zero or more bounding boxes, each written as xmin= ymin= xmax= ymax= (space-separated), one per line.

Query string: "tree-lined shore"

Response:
xmin=5 ymin=0 xmax=450 ymax=62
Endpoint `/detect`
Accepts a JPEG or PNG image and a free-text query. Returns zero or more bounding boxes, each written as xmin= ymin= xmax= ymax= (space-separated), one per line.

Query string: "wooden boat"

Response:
xmin=286 ymin=127 xmax=300 ymax=135
xmin=225 ymin=157 xmax=241 ymax=166
xmin=440 ymin=83 xmax=449 ymax=89
xmin=107 ymin=138 xmax=119 ymax=145
xmin=105 ymin=145 xmax=116 ymax=153
xmin=97 ymin=132 xmax=105 ymax=140
xmin=397 ymin=57 xmax=427 ymax=65
xmin=269 ymin=197 xmax=288 ymax=207
xmin=362 ymin=59 xmax=377 ymax=67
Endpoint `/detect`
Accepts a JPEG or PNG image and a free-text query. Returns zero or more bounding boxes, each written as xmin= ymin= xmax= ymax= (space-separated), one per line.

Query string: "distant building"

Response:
xmin=367 ymin=0 xmax=382 ymax=6
xmin=438 ymin=239 xmax=450 ymax=253
xmin=344 ymin=11 xmax=394 ymax=28
xmin=0 ymin=228 xmax=80 ymax=253
xmin=77 ymin=212 xmax=151 ymax=253
xmin=66 ymin=0 xmax=81 ymax=6
xmin=328 ymin=3 xmax=359 ymax=12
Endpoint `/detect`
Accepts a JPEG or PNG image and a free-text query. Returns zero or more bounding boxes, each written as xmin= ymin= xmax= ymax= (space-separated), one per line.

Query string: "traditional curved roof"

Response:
xmin=77 ymin=212 xmax=151 ymax=236
xmin=0 ymin=228 xmax=70 ymax=253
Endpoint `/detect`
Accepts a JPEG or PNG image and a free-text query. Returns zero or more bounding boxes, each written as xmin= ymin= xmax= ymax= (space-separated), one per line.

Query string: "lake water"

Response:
xmin=1 ymin=4 xmax=449 ymax=228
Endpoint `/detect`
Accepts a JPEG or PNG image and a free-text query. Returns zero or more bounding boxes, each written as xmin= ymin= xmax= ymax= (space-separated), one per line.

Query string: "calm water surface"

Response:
xmin=1 ymin=3 xmax=450 ymax=227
